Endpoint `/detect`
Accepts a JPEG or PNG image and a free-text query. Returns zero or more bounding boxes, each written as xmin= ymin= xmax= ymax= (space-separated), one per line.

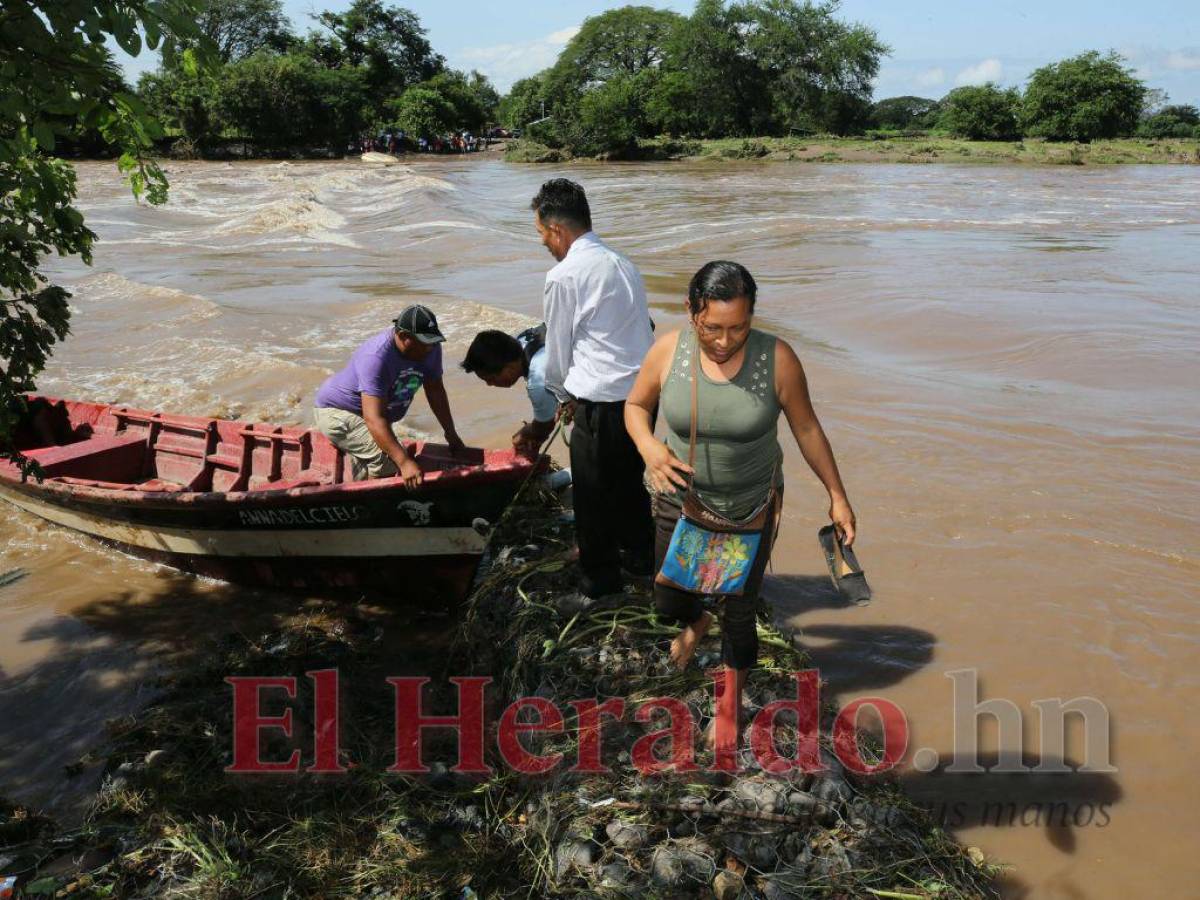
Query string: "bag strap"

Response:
xmin=688 ymin=332 xmax=698 ymax=471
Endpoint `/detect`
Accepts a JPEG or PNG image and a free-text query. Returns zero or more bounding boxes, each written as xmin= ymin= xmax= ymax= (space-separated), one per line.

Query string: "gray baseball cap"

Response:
xmin=393 ymin=304 xmax=445 ymax=344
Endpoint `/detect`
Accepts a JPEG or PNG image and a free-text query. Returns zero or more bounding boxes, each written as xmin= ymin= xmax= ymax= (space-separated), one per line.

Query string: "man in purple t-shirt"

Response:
xmin=314 ymin=305 xmax=465 ymax=486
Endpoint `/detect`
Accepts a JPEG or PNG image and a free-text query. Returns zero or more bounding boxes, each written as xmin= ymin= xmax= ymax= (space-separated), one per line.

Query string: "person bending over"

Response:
xmin=461 ymin=324 xmax=558 ymax=456
xmin=313 ymin=304 xmax=464 ymax=487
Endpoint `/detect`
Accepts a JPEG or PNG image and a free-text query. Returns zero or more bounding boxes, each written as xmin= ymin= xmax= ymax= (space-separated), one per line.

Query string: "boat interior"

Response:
xmin=7 ymin=397 xmax=486 ymax=493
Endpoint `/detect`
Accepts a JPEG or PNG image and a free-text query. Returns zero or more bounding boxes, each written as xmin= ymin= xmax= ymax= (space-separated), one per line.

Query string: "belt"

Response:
xmin=575 ymin=397 xmax=626 ymax=407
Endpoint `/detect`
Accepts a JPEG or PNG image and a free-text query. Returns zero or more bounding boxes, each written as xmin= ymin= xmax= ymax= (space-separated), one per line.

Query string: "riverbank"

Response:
xmin=505 ymin=135 xmax=1200 ymax=165
xmin=0 ymin=493 xmax=999 ymax=897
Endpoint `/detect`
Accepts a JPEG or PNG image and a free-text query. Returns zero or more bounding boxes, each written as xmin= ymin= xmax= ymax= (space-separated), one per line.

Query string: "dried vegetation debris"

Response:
xmin=0 ymin=494 xmax=1000 ymax=897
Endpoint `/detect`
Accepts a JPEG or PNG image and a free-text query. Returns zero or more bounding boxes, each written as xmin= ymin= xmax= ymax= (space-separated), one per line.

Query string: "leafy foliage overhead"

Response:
xmin=0 ymin=0 xmax=208 ymax=465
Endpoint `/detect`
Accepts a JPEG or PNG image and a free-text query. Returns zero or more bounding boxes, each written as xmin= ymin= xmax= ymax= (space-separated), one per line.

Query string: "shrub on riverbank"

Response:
xmin=507 ymin=135 xmax=1200 ymax=165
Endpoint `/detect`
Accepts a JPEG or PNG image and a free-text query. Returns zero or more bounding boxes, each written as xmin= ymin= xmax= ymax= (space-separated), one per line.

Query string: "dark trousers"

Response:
xmin=652 ymin=489 xmax=782 ymax=670
xmin=570 ymin=399 xmax=654 ymax=592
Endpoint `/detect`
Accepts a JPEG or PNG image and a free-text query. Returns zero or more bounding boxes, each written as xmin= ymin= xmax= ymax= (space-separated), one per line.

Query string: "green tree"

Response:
xmin=538 ymin=5 xmax=682 ymax=146
xmin=937 ymin=83 xmax=1021 ymax=140
xmin=870 ymin=95 xmax=938 ymax=130
xmin=1 ymin=0 xmax=206 ymax=466
xmin=645 ymin=69 xmax=712 ymax=136
xmin=1137 ymin=104 xmax=1200 ymax=138
xmin=216 ymin=53 xmax=367 ymax=151
xmin=413 ymin=70 xmax=498 ymax=133
xmin=466 ymin=71 xmax=501 ymax=125
xmin=569 ymin=72 xmax=654 ymax=155
xmin=197 ymin=0 xmax=293 ymax=63
xmin=389 ymin=85 xmax=457 ymax=137
xmin=499 ymin=73 xmax=549 ymax=130
xmin=740 ymin=0 xmax=889 ymax=135
xmin=1021 ymin=51 xmax=1146 ymax=141
xmin=654 ymin=0 xmax=767 ymax=137
xmin=312 ymin=0 xmax=444 ymax=98
xmin=138 ymin=65 xmax=223 ymax=151
xmin=551 ymin=6 xmax=683 ymax=88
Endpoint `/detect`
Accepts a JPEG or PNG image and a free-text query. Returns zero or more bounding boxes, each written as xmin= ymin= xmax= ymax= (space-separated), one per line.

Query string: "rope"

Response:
xmin=488 ymin=417 xmax=567 ymax=534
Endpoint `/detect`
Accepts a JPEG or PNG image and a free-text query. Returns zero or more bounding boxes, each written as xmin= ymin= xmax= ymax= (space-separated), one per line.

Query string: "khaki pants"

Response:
xmin=313 ymin=406 xmax=406 ymax=481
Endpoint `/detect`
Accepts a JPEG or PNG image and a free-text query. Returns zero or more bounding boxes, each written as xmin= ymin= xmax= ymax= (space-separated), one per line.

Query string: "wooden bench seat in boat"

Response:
xmin=20 ymin=433 xmax=147 ymax=480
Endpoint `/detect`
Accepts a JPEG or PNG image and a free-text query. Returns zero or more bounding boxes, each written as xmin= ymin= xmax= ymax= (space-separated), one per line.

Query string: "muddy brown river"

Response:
xmin=2 ymin=158 xmax=1197 ymax=897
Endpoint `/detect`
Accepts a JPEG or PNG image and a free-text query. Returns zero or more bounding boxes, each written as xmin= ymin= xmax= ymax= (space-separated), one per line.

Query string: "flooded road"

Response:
xmin=2 ymin=157 xmax=1198 ymax=897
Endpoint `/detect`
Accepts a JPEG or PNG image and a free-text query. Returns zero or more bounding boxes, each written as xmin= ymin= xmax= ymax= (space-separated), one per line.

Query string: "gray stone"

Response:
xmin=598 ymin=860 xmax=632 ymax=887
xmin=809 ymin=772 xmax=852 ymax=810
xmin=786 ymin=790 xmax=819 ymax=815
xmin=446 ymin=805 xmax=484 ymax=831
xmin=649 ymin=846 xmax=717 ymax=888
xmin=143 ymin=749 xmax=170 ymax=769
xmin=781 ymin=833 xmax=813 ymax=867
xmin=605 ymin=820 xmax=648 ymax=851
xmin=555 ymin=838 xmax=599 ymax=881
xmin=722 ymin=831 xmax=779 ymax=870
xmin=555 ymin=592 xmax=590 ymax=615
xmin=759 ymin=872 xmax=808 ymax=900
xmin=809 ymin=836 xmax=852 ymax=881
xmin=731 ymin=778 xmax=787 ymax=813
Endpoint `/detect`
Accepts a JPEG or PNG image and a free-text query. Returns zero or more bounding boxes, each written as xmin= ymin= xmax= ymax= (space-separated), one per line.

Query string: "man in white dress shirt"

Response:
xmin=531 ymin=178 xmax=655 ymax=598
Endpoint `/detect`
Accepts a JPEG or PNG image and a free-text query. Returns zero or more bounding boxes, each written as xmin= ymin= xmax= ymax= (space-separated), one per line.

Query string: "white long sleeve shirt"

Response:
xmin=541 ymin=231 xmax=654 ymax=403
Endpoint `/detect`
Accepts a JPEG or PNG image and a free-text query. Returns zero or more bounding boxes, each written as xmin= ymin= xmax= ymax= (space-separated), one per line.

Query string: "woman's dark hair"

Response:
xmin=687 ymin=261 xmax=757 ymax=316
xmin=530 ymin=178 xmax=592 ymax=231
xmin=461 ymin=330 xmax=524 ymax=375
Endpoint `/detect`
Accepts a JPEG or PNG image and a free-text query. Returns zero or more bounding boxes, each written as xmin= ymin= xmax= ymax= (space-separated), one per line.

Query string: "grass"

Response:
xmin=1 ymin=492 xmax=1001 ymax=897
xmin=506 ymin=135 xmax=1200 ymax=165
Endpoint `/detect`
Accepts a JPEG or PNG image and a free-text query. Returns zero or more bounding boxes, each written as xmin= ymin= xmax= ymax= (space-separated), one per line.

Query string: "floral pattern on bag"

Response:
xmin=662 ymin=521 xmax=762 ymax=595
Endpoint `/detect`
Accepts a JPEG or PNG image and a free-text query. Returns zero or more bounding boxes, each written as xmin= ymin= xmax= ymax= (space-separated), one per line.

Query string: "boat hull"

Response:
xmin=1 ymin=396 xmax=536 ymax=600
xmin=0 ymin=480 xmax=492 ymax=597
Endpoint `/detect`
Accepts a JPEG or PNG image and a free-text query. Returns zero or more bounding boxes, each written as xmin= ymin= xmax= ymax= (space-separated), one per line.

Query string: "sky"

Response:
xmin=116 ymin=0 xmax=1200 ymax=105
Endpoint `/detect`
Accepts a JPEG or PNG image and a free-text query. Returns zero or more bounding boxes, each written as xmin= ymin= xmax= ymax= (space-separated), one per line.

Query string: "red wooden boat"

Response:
xmin=0 ymin=396 xmax=535 ymax=600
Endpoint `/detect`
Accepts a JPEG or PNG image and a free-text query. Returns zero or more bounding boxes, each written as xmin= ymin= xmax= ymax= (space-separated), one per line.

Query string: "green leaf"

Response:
xmin=31 ymin=121 xmax=56 ymax=151
xmin=25 ymin=878 xmax=59 ymax=895
xmin=116 ymin=27 xmax=142 ymax=57
xmin=181 ymin=47 xmax=199 ymax=78
xmin=144 ymin=15 xmax=162 ymax=50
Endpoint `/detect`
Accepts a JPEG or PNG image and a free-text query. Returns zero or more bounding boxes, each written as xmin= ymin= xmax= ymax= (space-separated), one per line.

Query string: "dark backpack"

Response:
xmin=516 ymin=323 xmax=547 ymax=368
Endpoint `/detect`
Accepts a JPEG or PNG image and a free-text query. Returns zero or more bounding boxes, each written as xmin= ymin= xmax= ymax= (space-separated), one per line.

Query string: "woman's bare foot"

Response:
xmin=701 ymin=714 xmax=741 ymax=753
xmin=669 ymin=611 xmax=713 ymax=670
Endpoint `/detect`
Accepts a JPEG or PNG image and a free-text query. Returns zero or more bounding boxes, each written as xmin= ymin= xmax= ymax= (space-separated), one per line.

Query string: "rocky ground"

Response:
xmin=0 ymin=491 xmax=999 ymax=897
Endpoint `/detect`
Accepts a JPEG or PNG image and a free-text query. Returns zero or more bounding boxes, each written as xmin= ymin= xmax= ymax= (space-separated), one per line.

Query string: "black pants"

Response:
xmin=569 ymin=398 xmax=654 ymax=593
xmin=652 ymin=489 xmax=781 ymax=670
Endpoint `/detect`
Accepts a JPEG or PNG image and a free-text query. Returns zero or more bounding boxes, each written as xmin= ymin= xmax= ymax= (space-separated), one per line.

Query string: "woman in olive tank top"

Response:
xmin=625 ymin=261 xmax=857 ymax=751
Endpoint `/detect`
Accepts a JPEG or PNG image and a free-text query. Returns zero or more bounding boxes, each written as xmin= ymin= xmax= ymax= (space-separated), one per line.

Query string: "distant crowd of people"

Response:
xmin=356 ymin=130 xmax=488 ymax=156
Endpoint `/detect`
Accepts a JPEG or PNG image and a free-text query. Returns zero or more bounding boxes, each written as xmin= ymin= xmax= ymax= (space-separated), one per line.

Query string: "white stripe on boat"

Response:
xmin=0 ymin=486 xmax=485 ymax=558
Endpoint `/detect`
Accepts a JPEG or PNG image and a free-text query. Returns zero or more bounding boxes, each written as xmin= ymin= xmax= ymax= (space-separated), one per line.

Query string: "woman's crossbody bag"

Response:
xmin=655 ymin=342 xmax=778 ymax=596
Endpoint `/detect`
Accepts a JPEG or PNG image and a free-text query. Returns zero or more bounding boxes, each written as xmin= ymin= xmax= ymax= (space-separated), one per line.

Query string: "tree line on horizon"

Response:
xmin=501 ymin=3 xmax=1198 ymax=156
xmin=132 ymin=0 xmax=501 ymax=155
xmin=65 ymin=0 xmax=1198 ymax=161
